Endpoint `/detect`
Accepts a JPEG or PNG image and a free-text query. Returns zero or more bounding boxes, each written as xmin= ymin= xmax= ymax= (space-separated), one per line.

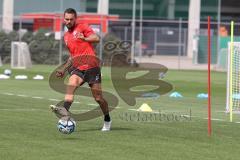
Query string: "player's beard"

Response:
xmin=66 ymin=22 xmax=75 ymax=31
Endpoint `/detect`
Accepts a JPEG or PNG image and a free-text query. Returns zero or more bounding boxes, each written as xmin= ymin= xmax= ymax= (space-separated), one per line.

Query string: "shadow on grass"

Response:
xmin=79 ymin=127 xmax=135 ymax=132
xmin=56 ymin=136 xmax=81 ymax=140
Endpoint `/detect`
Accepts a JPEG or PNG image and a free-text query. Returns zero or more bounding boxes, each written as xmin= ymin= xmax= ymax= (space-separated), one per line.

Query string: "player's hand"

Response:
xmin=76 ymin=32 xmax=85 ymax=41
xmin=56 ymin=70 xmax=65 ymax=78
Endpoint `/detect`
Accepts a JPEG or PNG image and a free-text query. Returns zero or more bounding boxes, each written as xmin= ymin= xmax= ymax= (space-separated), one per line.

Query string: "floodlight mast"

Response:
xmin=2 ymin=0 xmax=14 ymax=33
xmin=131 ymin=0 xmax=136 ymax=65
xmin=139 ymin=0 xmax=143 ymax=60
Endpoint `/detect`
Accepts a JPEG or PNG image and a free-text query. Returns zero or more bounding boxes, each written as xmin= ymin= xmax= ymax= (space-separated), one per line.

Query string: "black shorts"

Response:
xmin=68 ymin=67 xmax=101 ymax=84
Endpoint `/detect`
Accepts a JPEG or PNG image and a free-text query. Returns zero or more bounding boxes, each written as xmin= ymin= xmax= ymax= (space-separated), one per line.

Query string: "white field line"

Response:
xmin=0 ymin=108 xmax=91 ymax=112
xmin=0 ymin=92 xmax=111 ymax=111
xmin=203 ymin=118 xmax=225 ymax=121
xmin=127 ymin=108 xmax=240 ymax=124
xmin=17 ymin=94 xmax=28 ymax=97
xmin=3 ymin=92 xmax=14 ymax=96
xmin=0 ymin=108 xmax=47 ymax=111
xmin=128 ymin=109 xmax=138 ymax=111
xmin=32 ymin=96 xmax=44 ymax=99
xmin=73 ymin=101 xmax=80 ymax=104
xmin=235 ymin=122 xmax=240 ymax=123
xmin=48 ymin=98 xmax=61 ymax=102
xmin=87 ymin=103 xmax=99 ymax=106
xmin=1 ymin=92 xmax=239 ymax=124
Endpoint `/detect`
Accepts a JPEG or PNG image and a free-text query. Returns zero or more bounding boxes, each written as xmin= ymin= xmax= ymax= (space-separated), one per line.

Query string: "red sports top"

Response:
xmin=64 ymin=23 xmax=99 ymax=70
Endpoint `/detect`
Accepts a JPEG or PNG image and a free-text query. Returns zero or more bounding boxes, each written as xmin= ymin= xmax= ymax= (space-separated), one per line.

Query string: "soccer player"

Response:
xmin=51 ymin=8 xmax=111 ymax=131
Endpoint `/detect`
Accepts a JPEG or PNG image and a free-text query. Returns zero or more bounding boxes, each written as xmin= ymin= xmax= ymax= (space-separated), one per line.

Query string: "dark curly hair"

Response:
xmin=64 ymin=8 xmax=77 ymax=18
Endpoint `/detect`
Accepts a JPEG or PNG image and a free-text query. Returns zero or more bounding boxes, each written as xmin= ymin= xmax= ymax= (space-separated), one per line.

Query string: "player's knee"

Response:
xmin=68 ymin=81 xmax=78 ymax=87
xmin=68 ymin=76 xmax=81 ymax=87
xmin=65 ymin=96 xmax=74 ymax=102
xmin=94 ymin=96 xmax=103 ymax=103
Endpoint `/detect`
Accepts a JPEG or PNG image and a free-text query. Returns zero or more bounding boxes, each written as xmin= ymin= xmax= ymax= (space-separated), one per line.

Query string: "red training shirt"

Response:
xmin=64 ymin=23 xmax=99 ymax=70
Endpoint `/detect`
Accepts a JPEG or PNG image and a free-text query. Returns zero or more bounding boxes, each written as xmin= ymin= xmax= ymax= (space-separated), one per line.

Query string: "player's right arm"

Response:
xmin=56 ymin=57 xmax=72 ymax=78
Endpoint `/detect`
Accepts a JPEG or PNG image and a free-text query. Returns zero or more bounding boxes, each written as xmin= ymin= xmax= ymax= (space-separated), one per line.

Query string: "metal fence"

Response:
xmin=108 ymin=19 xmax=188 ymax=57
xmin=0 ymin=15 xmax=239 ymax=70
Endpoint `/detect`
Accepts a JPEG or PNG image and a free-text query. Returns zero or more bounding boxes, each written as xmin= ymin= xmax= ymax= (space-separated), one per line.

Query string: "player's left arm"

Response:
xmin=79 ymin=33 xmax=100 ymax=43
xmin=77 ymin=24 xmax=100 ymax=43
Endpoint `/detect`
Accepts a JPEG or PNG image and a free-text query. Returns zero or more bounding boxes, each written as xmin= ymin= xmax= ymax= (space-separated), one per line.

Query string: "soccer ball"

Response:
xmin=57 ymin=118 xmax=76 ymax=134
xmin=4 ymin=69 xmax=11 ymax=76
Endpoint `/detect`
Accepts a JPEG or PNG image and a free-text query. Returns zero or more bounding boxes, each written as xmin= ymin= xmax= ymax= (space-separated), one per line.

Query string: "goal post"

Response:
xmin=0 ymin=56 xmax=2 ymax=66
xmin=226 ymin=41 xmax=240 ymax=117
xmin=11 ymin=41 xmax=32 ymax=69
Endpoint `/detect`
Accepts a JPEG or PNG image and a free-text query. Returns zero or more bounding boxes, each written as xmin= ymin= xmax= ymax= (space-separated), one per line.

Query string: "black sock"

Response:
xmin=63 ymin=101 xmax=72 ymax=111
xmin=104 ymin=114 xmax=111 ymax=122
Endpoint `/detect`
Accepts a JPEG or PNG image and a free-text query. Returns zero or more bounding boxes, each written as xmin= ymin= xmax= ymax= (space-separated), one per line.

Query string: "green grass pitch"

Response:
xmin=0 ymin=65 xmax=240 ymax=160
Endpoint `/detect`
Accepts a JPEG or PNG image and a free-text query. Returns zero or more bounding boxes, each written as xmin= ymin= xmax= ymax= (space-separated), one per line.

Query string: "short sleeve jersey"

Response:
xmin=64 ymin=23 xmax=99 ymax=70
